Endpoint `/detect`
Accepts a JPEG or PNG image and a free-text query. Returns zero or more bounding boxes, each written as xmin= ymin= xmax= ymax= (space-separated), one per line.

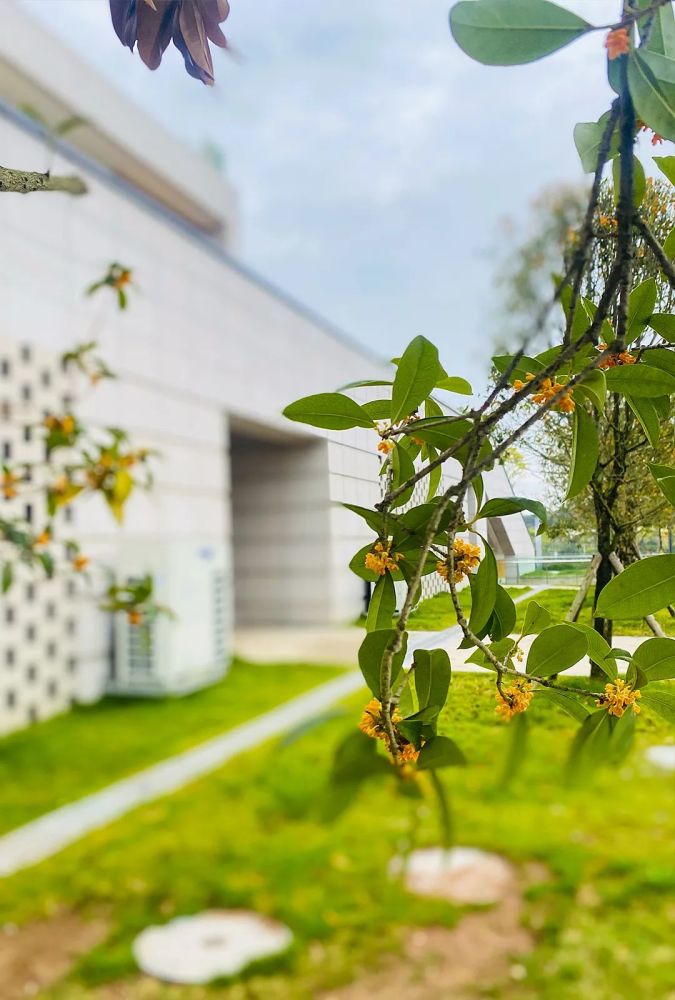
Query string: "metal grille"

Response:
xmin=127 ymin=620 xmax=156 ymax=678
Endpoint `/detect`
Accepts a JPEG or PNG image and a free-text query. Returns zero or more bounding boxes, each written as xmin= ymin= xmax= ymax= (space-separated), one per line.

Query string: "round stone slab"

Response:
xmin=645 ymin=744 xmax=675 ymax=772
xmin=133 ymin=910 xmax=293 ymax=984
xmin=392 ymin=846 xmax=517 ymax=905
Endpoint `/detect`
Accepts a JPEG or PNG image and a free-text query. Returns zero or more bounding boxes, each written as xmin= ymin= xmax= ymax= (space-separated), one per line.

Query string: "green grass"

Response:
xmin=4 ymin=673 xmax=674 ymax=1000
xmin=518 ymin=587 xmax=675 ymax=637
xmin=407 ymin=586 xmax=531 ymax=631
xmin=0 ymin=659 xmax=343 ymax=836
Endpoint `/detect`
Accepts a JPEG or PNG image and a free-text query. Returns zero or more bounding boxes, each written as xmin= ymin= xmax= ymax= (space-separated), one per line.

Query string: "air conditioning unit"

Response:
xmin=108 ymin=538 xmax=231 ymax=697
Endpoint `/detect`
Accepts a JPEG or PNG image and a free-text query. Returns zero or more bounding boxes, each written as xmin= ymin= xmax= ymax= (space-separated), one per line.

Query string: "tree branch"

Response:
xmin=0 ymin=166 xmax=87 ymax=196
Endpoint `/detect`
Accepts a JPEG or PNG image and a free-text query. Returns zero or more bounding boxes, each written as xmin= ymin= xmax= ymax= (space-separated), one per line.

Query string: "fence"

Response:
xmin=500 ymin=556 xmax=594 ymax=588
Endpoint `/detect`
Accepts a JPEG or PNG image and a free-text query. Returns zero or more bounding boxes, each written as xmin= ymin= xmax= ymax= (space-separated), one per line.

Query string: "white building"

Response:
xmin=0 ymin=4 xmax=534 ymax=734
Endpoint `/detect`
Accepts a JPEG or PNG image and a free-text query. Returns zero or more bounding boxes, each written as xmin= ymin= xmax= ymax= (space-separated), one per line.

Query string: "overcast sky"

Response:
xmin=23 ymin=0 xmax=647 ymax=385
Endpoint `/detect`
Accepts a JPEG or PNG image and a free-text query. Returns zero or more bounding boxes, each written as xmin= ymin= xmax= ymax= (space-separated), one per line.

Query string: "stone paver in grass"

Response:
xmin=133 ymin=911 xmax=293 ymax=984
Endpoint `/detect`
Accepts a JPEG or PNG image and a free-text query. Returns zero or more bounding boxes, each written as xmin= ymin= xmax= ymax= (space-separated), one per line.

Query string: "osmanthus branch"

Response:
xmin=563 ymin=100 xmax=620 ymax=347
xmin=615 ymin=59 xmax=636 ymax=350
xmin=635 ymin=215 xmax=675 ymax=290
xmin=379 ymin=261 xmax=623 ymax=510
xmin=593 ymin=0 xmax=673 ymax=31
xmin=0 ymin=166 xmax=87 ymax=196
xmin=441 ymin=478 xmax=599 ymax=703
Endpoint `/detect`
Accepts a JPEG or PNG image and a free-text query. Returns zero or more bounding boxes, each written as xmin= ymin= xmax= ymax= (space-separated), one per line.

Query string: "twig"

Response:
xmin=0 ymin=165 xmax=87 ymax=196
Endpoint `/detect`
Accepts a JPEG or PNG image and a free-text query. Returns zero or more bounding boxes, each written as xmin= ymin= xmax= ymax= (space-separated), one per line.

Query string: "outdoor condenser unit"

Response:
xmin=108 ymin=538 xmax=231 ymax=697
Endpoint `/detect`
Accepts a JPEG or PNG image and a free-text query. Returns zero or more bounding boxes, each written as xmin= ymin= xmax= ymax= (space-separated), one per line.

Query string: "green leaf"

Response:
xmin=476 ymin=496 xmax=547 ymax=533
xmin=489 ymin=585 xmax=517 ymax=642
xmin=413 ymin=648 xmax=452 ymax=713
xmin=358 ymin=629 xmax=408 ymax=698
xmin=644 ymin=348 xmax=675 ymax=381
xmin=366 ymin=573 xmax=396 ymax=632
xmin=342 ymin=503 xmax=385 ymax=535
xmin=566 ymin=710 xmax=612 ymax=780
xmin=436 ymin=375 xmax=473 ymax=394
xmin=596 ymin=554 xmax=675 ymax=618
xmin=466 ymin=637 xmax=515 ymax=669
xmin=338 ymin=379 xmax=392 ymax=390
xmin=654 ymin=154 xmax=675 ymax=186
xmin=536 ymin=688 xmax=589 ymax=723
xmin=424 ymin=445 xmax=442 ymax=501
xmin=331 ymin=730 xmax=390 ymax=785
xmin=626 ymin=394 xmax=661 ymax=448
xmin=521 ymin=600 xmax=551 ymax=637
xmin=640 ymin=688 xmax=675 ymax=723
xmin=417 ymin=734 xmax=466 ymax=770
xmin=640 ymin=1 xmax=675 ymax=57
xmin=567 ymin=622 xmax=616 ymax=679
xmin=575 ymin=369 xmax=606 ymax=414
xmin=632 ymin=637 xmax=675 ymax=681
xmin=468 ymin=542 xmax=497 ymax=634
xmin=612 ymin=155 xmax=646 ymax=208
xmin=391 ymin=336 xmax=440 ymax=423
xmin=566 ymin=405 xmax=598 ymax=500
xmin=449 ymin=0 xmax=590 ymax=66
xmin=628 ymin=50 xmax=675 ymax=143
xmin=650 ymin=462 xmax=675 ymax=505
xmin=390 ymin=442 xmax=416 ymax=509
xmin=626 ymin=278 xmax=657 ymax=341
xmin=526 ymin=623 xmax=588 ymax=677
xmin=665 ymin=226 xmax=675 ymax=260
xmin=604 ymin=364 xmax=675 ymax=397
xmin=2 ymin=562 xmax=13 ymax=594
xmin=573 ymin=111 xmax=620 ymax=174
xmin=361 ymin=399 xmax=392 ymax=421
xmin=495 ymin=711 xmax=529 ymax=788
xmin=283 ymin=392 xmax=374 ymax=430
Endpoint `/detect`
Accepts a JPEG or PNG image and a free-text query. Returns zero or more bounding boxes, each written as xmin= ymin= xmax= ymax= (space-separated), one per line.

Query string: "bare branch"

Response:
xmin=0 ymin=166 xmax=87 ymax=196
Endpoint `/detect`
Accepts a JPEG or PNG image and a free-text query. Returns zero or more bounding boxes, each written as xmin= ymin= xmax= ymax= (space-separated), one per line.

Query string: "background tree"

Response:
xmin=496 ymin=177 xmax=675 ymax=651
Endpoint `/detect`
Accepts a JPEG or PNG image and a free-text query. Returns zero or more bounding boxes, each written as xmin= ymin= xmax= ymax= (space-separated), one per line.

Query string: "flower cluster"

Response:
xmin=638 ymin=120 xmax=664 ymax=146
xmin=377 ymin=439 xmax=394 ymax=455
xmin=495 ymin=679 xmax=533 ymax=721
xmin=595 ymin=678 xmax=641 ymax=718
xmin=359 ymin=698 xmax=419 ymax=763
xmin=513 ymin=372 xmax=574 ymax=413
xmin=437 ymin=537 xmax=481 ymax=583
xmin=2 ymin=469 xmax=21 ymax=500
xmin=596 ymin=342 xmax=636 ymax=369
xmin=597 ymin=213 xmax=618 ymax=232
xmin=605 ymin=27 xmax=630 ymax=61
xmin=365 ymin=541 xmax=403 ymax=576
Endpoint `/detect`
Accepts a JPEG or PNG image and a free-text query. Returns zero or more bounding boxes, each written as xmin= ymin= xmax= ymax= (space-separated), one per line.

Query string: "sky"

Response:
xmin=23 ymin=0 xmax=636 ymax=386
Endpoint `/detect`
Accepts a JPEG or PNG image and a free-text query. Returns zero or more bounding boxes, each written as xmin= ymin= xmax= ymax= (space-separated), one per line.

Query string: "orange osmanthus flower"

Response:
xmin=605 ymin=27 xmax=630 ymax=60
xmin=365 ymin=541 xmax=403 ymax=576
xmin=437 ymin=538 xmax=481 ymax=584
xmin=495 ymin=679 xmax=533 ymax=721
xmin=596 ymin=678 xmax=641 ymax=718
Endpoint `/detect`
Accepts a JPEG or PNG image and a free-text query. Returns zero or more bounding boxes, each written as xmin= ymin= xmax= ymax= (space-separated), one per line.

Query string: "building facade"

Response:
xmin=0 ymin=4 xmax=534 ymax=734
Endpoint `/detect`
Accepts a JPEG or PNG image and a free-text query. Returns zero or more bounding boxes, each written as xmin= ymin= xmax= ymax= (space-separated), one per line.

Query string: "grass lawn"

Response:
xmin=0 ymin=659 xmax=344 ymax=836
xmin=406 ymin=586 xmax=531 ymax=631
xmin=3 ymin=673 xmax=674 ymax=1000
xmin=518 ymin=588 xmax=675 ymax=638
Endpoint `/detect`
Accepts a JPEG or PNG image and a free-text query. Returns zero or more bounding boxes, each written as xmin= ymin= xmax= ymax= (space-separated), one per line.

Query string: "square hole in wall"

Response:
xmin=6 ymin=690 xmax=16 ymax=708
xmin=21 ymin=345 xmax=31 ymax=363
xmin=5 ymin=648 xmax=15 ymax=666
xmin=26 ymin=665 xmax=37 ymax=683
